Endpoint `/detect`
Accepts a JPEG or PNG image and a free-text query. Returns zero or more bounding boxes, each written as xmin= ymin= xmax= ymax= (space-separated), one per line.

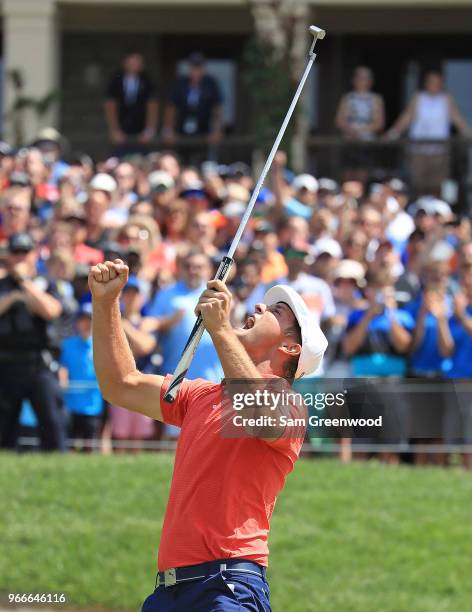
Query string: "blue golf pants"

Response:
xmin=141 ymin=569 xmax=271 ymax=611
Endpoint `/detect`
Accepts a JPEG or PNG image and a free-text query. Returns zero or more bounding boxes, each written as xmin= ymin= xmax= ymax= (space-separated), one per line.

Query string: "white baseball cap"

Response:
xmin=411 ymin=196 xmax=452 ymax=218
xmin=90 ymin=173 xmax=117 ymax=194
xmin=292 ymin=173 xmax=319 ymax=193
xmin=263 ymin=285 xmax=328 ymax=378
xmin=334 ymin=259 xmax=366 ymax=287
xmin=311 ymin=237 xmax=343 ymax=259
xmin=149 ymin=170 xmax=175 ymax=191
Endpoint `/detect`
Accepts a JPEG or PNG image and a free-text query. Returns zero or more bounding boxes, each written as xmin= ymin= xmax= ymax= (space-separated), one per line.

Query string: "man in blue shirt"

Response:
xmin=60 ymin=303 xmax=103 ymax=448
xmin=144 ymin=250 xmax=223 ymax=439
xmin=144 ymin=250 xmax=223 ymax=383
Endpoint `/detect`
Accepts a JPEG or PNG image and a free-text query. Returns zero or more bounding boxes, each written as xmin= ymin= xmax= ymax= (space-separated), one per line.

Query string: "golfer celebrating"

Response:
xmin=89 ymin=258 xmax=327 ymax=611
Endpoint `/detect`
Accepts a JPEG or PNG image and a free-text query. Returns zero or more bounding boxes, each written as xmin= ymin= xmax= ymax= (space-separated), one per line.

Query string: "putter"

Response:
xmin=164 ymin=25 xmax=326 ymax=402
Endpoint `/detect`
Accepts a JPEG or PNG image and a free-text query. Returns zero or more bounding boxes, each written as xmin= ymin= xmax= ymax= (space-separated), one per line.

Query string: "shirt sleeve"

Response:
xmin=106 ymin=74 xmax=121 ymax=100
xmin=159 ymin=374 xmax=217 ymax=427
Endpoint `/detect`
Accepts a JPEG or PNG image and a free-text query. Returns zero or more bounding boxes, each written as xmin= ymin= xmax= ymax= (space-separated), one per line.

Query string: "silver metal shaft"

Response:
xmin=227 ymin=52 xmax=317 ymax=258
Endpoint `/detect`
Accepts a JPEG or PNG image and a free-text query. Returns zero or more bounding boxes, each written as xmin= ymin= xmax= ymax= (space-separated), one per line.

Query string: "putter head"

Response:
xmin=309 ymin=25 xmax=326 ymax=41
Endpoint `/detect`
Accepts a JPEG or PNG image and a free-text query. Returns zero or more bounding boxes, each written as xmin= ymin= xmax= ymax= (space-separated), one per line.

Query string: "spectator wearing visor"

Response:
xmin=0 ymin=233 xmax=65 ymax=451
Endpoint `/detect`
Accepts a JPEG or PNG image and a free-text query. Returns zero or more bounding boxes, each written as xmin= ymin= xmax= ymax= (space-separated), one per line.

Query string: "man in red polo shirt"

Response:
xmin=89 ymin=258 xmax=327 ymax=611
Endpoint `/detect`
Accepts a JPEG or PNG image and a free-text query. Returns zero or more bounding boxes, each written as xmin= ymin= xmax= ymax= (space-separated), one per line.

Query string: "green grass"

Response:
xmin=0 ymin=455 xmax=471 ymax=612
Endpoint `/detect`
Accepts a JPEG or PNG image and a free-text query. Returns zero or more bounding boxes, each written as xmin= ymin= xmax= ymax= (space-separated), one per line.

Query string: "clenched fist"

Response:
xmin=88 ymin=259 xmax=129 ymax=302
xmin=195 ymin=279 xmax=232 ymax=334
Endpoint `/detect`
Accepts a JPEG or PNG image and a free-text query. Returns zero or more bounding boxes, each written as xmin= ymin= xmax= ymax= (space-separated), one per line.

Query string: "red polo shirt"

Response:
xmin=157 ymin=375 xmax=305 ymax=571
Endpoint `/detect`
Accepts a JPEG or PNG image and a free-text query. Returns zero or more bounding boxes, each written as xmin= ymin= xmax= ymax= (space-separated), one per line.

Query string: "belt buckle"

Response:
xmin=164 ymin=568 xmax=177 ymax=587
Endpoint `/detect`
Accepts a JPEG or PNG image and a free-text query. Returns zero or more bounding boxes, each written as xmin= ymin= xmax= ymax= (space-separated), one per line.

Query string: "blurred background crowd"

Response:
xmin=0 ymin=48 xmax=472 ymax=468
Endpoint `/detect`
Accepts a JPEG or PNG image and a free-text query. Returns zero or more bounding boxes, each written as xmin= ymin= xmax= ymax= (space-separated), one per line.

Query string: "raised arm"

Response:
xmin=410 ymin=302 xmax=427 ymax=353
xmin=388 ymin=315 xmax=412 ymax=354
xmin=196 ymin=280 xmax=300 ymax=441
xmin=196 ymin=280 xmax=260 ymax=380
xmin=89 ymin=259 xmax=163 ymax=420
xmin=343 ymin=308 xmax=376 ymax=356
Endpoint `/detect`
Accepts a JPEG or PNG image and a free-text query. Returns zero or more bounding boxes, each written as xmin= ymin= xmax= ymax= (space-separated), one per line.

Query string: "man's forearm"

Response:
xmin=145 ymin=100 xmax=158 ymax=132
xmin=211 ymin=105 xmax=223 ymax=133
xmin=437 ymin=315 xmax=454 ymax=357
xmin=163 ymin=105 xmax=176 ymax=132
xmin=92 ymin=298 xmax=137 ymax=402
xmin=389 ymin=315 xmax=411 ymax=353
xmin=104 ymin=100 xmax=120 ymax=132
xmin=21 ymin=281 xmax=62 ymax=320
xmin=0 ymin=293 xmax=20 ymax=316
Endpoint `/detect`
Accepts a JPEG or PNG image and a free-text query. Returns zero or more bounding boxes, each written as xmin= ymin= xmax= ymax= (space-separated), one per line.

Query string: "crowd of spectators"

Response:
xmin=0 ymin=52 xmax=471 ymax=468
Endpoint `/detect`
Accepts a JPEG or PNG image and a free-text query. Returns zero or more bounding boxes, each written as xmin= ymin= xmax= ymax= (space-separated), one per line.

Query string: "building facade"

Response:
xmin=2 ymin=0 xmax=472 ymax=197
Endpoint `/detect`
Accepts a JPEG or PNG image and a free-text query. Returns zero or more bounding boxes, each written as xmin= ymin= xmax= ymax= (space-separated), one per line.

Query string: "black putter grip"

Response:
xmin=163 ymin=256 xmax=234 ymax=402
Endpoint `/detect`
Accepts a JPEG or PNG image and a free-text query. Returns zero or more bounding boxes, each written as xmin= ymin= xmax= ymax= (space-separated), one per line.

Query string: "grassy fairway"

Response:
xmin=0 ymin=454 xmax=471 ymax=612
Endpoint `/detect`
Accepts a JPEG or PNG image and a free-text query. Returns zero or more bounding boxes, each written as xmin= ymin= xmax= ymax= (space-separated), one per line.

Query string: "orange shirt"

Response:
xmin=158 ymin=375 xmax=305 ymax=570
xmin=261 ymin=251 xmax=288 ymax=284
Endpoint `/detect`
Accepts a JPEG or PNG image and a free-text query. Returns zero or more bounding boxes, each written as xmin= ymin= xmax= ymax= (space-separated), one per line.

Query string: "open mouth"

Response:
xmin=242 ymin=315 xmax=255 ymax=330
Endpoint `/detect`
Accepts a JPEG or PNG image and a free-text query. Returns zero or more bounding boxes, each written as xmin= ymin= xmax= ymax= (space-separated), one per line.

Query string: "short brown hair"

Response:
xmin=283 ymin=321 xmax=302 ymax=383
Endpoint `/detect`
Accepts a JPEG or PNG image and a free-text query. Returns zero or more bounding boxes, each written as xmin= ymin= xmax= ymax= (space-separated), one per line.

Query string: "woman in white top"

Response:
xmin=386 ymin=71 xmax=472 ymax=196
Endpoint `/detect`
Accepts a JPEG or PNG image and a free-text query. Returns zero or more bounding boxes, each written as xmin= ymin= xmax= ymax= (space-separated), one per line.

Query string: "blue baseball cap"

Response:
xmin=124 ymin=275 xmax=141 ymax=292
xmin=77 ymin=302 xmax=93 ymax=318
xmin=255 ymin=187 xmax=274 ymax=205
